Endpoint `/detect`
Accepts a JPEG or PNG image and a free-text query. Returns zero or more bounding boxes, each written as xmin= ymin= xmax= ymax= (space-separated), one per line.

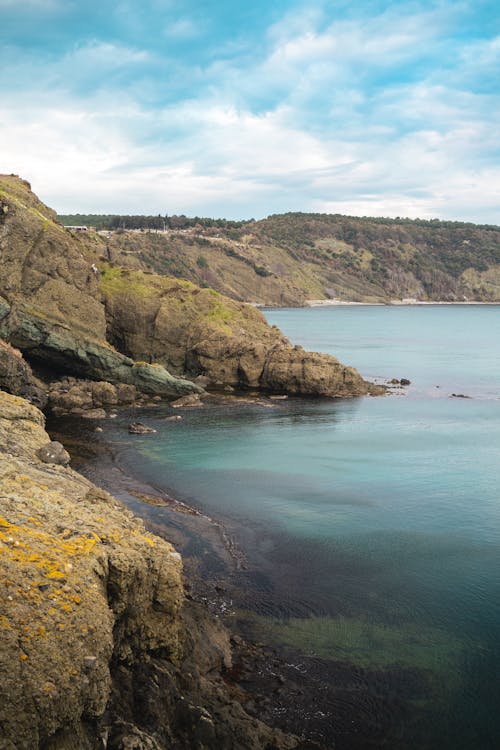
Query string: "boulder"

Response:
xmin=36 ymin=440 xmax=70 ymax=465
xmin=80 ymin=408 xmax=107 ymax=419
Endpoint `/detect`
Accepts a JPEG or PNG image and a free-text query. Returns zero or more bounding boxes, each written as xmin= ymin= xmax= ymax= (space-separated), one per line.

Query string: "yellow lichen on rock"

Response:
xmin=0 ymin=391 xmax=184 ymax=749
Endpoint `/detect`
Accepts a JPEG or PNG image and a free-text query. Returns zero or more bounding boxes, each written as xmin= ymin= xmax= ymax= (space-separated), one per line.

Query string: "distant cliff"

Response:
xmin=71 ymin=211 xmax=500 ymax=304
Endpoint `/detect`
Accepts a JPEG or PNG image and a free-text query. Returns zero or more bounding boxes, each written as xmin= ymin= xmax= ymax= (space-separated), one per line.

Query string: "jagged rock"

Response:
xmin=0 ymin=297 xmax=202 ymax=399
xmin=400 ymin=378 xmax=411 ymax=386
xmin=0 ymin=338 xmax=48 ymax=408
xmin=36 ymin=440 xmax=71 ymax=465
xmin=0 ymin=177 xmax=375 ymax=402
xmin=128 ymin=422 xmax=157 ymax=434
xmin=193 ymin=374 xmax=211 ymax=388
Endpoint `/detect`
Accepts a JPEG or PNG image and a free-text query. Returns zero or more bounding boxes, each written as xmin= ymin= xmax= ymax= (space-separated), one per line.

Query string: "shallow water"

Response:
xmin=104 ymin=305 xmax=500 ymax=749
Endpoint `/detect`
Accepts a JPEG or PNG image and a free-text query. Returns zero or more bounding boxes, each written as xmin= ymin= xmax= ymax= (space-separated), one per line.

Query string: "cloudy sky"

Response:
xmin=1 ymin=0 xmax=499 ymax=221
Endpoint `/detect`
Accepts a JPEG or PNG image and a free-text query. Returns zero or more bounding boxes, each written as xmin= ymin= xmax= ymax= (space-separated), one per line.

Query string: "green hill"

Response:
xmin=62 ymin=211 xmax=500 ymax=304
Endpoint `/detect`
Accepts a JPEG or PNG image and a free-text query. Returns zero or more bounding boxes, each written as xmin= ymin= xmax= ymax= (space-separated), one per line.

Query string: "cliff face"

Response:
xmin=0 ymin=391 xmax=299 ymax=750
xmin=0 ymin=176 xmax=199 ymax=399
xmin=101 ymin=266 xmax=375 ymax=398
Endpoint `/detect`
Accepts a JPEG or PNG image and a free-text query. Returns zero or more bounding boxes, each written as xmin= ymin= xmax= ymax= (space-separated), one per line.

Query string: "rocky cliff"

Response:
xmin=0 ymin=175 xmax=199 ymax=400
xmin=0 ymin=390 xmax=303 ymax=750
xmin=100 ymin=266 xmax=375 ymax=398
xmin=1 ymin=176 xmax=376 ymax=400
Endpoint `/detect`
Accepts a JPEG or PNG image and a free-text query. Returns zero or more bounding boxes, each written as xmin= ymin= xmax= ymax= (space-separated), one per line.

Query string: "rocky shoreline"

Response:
xmin=49 ymin=407 xmax=408 ymax=750
xmin=50 ymin=393 xmax=428 ymax=750
xmin=1 ymin=390 xmax=324 ymax=750
xmin=0 ymin=175 xmax=390 ymax=749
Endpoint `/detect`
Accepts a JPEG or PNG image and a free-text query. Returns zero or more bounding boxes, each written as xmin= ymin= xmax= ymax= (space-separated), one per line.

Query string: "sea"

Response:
xmin=73 ymin=304 xmax=500 ymax=749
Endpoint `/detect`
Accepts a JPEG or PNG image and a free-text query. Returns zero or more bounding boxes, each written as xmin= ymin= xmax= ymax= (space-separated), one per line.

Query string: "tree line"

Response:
xmin=57 ymin=214 xmax=252 ymax=231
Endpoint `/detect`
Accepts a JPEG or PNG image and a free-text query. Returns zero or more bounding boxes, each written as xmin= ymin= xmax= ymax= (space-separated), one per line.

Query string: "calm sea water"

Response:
xmin=107 ymin=305 xmax=500 ymax=749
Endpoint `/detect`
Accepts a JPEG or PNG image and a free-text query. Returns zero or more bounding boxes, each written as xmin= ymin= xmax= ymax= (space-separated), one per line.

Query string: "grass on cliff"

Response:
xmin=99 ymin=263 xmax=265 ymax=335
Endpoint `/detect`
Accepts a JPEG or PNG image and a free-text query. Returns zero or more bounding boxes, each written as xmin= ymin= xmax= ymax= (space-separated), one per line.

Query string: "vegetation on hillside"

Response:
xmin=66 ymin=210 xmax=500 ymax=304
xmin=58 ymin=213 xmax=251 ymax=230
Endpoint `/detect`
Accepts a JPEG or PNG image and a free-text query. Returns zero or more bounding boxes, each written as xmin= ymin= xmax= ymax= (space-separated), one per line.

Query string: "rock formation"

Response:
xmin=0 ymin=390 xmax=301 ymax=749
xmin=101 ymin=266 xmax=377 ymax=398
xmin=0 ymin=175 xmax=200 ymax=400
xmin=0 ymin=175 xmax=378 ymax=400
xmin=0 ymin=338 xmax=47 ymax=407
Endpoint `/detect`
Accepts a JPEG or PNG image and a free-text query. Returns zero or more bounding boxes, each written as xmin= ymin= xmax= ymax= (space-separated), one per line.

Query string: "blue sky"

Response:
xmin=1 ymin=0 xmax=499 ymax=221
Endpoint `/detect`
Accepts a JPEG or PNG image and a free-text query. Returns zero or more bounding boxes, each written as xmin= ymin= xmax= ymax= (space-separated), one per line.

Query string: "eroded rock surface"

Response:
xmin=0 ymin=175 xmax=200 ymax=400
xmin=101 ymin=267 xmax=375 ymax=398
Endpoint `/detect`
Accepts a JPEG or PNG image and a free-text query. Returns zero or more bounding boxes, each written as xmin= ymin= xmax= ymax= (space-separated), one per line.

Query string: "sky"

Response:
xmin=1 ymin=0 xmax=499 ymax=222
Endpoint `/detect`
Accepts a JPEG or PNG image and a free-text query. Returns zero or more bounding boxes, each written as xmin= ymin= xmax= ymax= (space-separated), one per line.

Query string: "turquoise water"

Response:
xmin=116 ymin=305 xmax=500 ymax=749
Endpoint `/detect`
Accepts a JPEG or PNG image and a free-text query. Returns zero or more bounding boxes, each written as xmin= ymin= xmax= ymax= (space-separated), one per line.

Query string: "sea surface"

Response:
xmin=85 ymin=305 xmax=500 ymax=749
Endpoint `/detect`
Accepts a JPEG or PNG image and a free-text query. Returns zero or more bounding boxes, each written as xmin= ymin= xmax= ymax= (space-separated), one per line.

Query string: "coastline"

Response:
xmin=306 ymin=298 xmax=498 ymax=306
xmin=47 ymin=408 xmax=411 ymax=750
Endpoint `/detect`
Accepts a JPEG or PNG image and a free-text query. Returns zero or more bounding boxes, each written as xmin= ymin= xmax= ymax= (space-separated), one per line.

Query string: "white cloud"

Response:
xmin=1 ymin=2 xmax=499 ymax=222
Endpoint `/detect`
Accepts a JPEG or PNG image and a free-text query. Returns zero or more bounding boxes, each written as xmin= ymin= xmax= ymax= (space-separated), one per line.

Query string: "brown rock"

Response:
xmin=91 ymin=381 xmax=118 ymax=406
xmin=0 ymin=391 xmax=303 ymax=750
xmin=170 ymin=393 xmax=203 ymax=408
xmin=101 ymin=268 xmax=372 ymax=399
xmin=80 ymin=408 xmax=107 ymax=419
xmin=128 ymin=422 xmax=157 ymax=434
xmin=0 ymin=338 xmax=47 ymax=407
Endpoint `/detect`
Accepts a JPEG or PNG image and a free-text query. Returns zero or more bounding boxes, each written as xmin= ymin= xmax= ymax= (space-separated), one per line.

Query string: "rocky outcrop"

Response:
xmin=0 ymin=390 xmax=301 ymax=750
xmin=101 ymin=267 xmax=376 ymax=398
xmin=0 ymin=338 xmax=47 ymax=407
xmin=48 ymin=378 xmax=137 ymax=417
xmin=0 ymin=176 xmax=201 ymax=400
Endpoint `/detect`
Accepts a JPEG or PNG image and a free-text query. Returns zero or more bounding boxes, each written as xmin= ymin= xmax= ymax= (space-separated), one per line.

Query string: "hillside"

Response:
xmin=64 ymin=212 xmax=500 ymax=304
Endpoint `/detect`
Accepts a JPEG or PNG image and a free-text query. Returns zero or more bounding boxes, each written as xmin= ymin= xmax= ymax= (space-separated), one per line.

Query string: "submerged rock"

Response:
xmin=128 ymin=422 xmax=157 ymax=434
xmin=171 ymin=393 xmax=204 ymax=408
